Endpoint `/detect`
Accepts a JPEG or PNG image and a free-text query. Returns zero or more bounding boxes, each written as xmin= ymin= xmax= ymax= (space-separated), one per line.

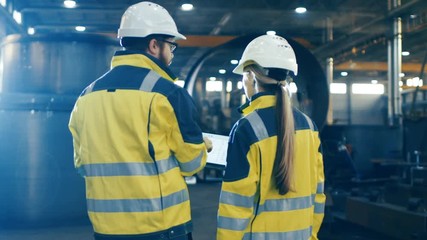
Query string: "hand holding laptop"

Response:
xmin=203 ymin=136 xmax=213 ymax=153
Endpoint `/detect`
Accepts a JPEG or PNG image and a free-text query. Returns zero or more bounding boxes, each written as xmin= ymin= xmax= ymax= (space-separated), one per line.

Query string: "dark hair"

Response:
xmin=120 ymin=37 xmax=151 ymax=50
xmin=120 ymin=34 xmax=174 ymax=51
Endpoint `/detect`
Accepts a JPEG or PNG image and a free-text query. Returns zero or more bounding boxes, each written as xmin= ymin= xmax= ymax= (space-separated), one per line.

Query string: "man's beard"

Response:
xmin=158 ymin=47 xmax=172 ymax=66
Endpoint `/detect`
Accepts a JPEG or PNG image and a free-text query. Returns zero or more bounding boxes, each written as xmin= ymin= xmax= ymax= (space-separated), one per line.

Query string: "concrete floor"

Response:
xmin=0 ymin=182 xmax=397 ymax=240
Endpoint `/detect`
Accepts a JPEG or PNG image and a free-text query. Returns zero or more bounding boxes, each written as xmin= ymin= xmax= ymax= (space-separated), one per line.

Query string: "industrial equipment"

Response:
xmin=0 ymin=33 xmax=119 ymax=227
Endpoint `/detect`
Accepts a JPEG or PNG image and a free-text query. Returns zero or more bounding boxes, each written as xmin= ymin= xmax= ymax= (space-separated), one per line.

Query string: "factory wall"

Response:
xmin=0 ymin=21 xmax=5 ymax=39
xmin=326 ymin=90 xmax=403 ymax=177
xmin=332 ymin=94 xmax=387 ymax=126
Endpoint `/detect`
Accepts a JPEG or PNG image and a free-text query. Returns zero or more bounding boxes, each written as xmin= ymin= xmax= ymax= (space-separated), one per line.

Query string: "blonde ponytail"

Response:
xmin=245 ymin=65 xmax=295 ymax=195
xmin=274 ymin=84 xmax=295 ymax=195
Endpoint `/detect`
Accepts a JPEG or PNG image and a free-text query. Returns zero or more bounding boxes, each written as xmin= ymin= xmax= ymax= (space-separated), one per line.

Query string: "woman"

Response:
xmin=217 ymin=35 xmax=326 ymax=240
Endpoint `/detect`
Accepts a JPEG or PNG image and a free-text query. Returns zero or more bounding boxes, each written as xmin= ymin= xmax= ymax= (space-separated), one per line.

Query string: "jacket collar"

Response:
xmin=238 ymin=92 xmax=276 ymax=116
xmin=111 ymin=50 xmax=178 ymax=82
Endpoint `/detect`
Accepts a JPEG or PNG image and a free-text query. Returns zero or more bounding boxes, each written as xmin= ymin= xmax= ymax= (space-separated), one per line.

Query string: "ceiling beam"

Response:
xmin=19 ymin=7 xmax=378 ymax=18
xmin=0 ymin=6 xmax=25 ymax=34
xmin=74 ymin=33 xmax=318 ymax=50
xmin=20 ymin=7 xmax=120 ymax=14
xmin=335 ymin=61 xmax=424 ymax=73
xmin=314 ymin=0 xmax=425 ymax=59
xmin=98 ymin=34 xmax=237 ymax=47
xmin=177 ymin=36 xmax=236 ymax=47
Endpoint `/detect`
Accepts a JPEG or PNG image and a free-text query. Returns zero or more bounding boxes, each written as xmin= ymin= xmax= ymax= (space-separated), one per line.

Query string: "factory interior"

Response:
xmin=1 ymin=0 xmax=427 ymax=239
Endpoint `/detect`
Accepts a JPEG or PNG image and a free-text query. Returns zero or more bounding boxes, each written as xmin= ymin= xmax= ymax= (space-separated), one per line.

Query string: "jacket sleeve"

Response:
xmin=68 ymin=101 xmax=85 ymax=177
xmin=165 ymin=88 xmax=207 ymax=176
xmin=311 ymin=133 xmax=326 ymax=239
xmin=217 ymin=127 xmax=258 ymax=240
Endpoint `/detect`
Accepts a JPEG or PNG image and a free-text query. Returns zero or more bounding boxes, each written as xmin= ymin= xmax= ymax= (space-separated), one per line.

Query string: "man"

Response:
xmin=69 ymin=2 xmax=211 ymax=239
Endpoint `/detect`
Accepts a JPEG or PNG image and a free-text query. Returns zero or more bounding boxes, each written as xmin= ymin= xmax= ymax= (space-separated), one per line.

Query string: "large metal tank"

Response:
xmin=0 ymin=33 xmax=119 ymax=227
xmin=185 ymin=34 xmax=328 ymax=132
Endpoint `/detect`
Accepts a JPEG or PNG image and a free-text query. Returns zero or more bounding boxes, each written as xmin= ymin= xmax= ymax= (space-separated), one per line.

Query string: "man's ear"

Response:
xmin=147 ymin=38 xmax=160 ymax=56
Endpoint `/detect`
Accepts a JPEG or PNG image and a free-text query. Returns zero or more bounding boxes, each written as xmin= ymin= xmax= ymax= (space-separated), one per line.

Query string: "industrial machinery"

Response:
xmin=0 ymin=33 xmax=119 ymax=227
xmin=340 ymin=51 xmax=427 ymax=239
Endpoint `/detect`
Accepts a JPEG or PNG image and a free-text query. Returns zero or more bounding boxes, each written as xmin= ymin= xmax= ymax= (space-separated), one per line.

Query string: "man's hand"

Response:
xmin=203 ymin=136 xmax=213 ymax=153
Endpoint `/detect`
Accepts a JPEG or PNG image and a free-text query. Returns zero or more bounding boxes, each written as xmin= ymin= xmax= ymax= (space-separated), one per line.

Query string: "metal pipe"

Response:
xmin=325 ymin=17 xmax=334 ymax=125
xmin=347 ymin=82 xmax=352 ymax=125
xmin=387 ymin=0 xmax=403 ymax=127
xmin=326 ymin=58 xmax=334 ymax=125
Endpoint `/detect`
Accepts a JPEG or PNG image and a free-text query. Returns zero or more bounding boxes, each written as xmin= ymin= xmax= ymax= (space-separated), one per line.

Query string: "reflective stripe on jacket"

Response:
xmin=217 ymin=92 xmax=326 ymax=240
xmin=69 ymin=50 xmax=207 ymax=235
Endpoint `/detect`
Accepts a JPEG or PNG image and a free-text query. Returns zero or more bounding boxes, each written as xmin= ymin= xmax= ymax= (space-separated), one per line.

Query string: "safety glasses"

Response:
xmin=158 ymin=39 xmax=178 ymax=53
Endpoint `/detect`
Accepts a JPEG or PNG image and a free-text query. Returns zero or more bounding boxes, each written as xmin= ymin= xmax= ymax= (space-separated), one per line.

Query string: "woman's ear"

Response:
xmin=243 ymin=71 xmax=256 ymax=99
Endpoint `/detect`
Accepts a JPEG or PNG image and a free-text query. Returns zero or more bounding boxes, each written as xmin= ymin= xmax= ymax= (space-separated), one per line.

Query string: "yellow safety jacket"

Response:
xmin=69 ymin=50 xmax=207 ymax=236
xmin=217 ymin=92 xmax=326 ymax=240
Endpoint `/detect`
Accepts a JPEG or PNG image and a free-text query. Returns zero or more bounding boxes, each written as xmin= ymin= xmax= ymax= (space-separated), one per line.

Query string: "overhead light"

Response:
xmin=408 ymin=77 xmax=423 ymax=87
xmin=206 ymin=81 xmax=223 ymax=92
xmin=352 ymin=83 xmax=384 ymax=95
xmin=13 ymin=10 xmax=22 ymax=24
xmin=219 ymin=69 xmax=226 ymax=74
xmin=371 ymin=80 xmax=378 ymax=84
xmin=340 ymin=71 xmax=348 ymax=77
xmin=237 ymin=82 xmax=243 ymax=89
xmin=181 ymin=3 xmax=193 ymax=11
xmin=64 ymin=0 xmax=76 ymax=8
xmin=230 ymin=59 xmax=238 ymax=65
xmin=330 ymin=83 xmax=347 ymax=94
xmin=27 ymin=27 xmax=35 ymax=35
xmin=266 ymin=31 xmax=276 ymax=36
xmin=402 ymin=51 xmax=410 ymax=56
xmin=75 ymin=26 xmax=86 ymax=32
xmin=0 ymin=0 xmax=6 ymax=7
xmin=209 ymin=77 xmax=216 ymax=81
xmin=295 ymin=7 xmax=307 ymax=14
xmin=410 ymin=14 xmax=417 ymax=19
xmin=226 ymin=81 xmax=232 ymax=92
xmin=399 ymin=73 xmax=405 ymax=77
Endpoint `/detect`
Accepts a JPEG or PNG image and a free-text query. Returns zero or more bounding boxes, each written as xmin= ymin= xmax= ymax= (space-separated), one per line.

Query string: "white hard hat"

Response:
xmin=233 ymin=35 xmax=298 ymax=76
xmin=118 ymin=1 xmax=186 ymax=40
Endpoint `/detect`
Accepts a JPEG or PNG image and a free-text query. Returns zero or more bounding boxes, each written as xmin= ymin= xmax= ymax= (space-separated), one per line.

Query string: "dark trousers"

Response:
xmin=93 ymin=222 xmax=193 ymax=240
xmin=94 ymin=232 xmax=193 ymax=240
